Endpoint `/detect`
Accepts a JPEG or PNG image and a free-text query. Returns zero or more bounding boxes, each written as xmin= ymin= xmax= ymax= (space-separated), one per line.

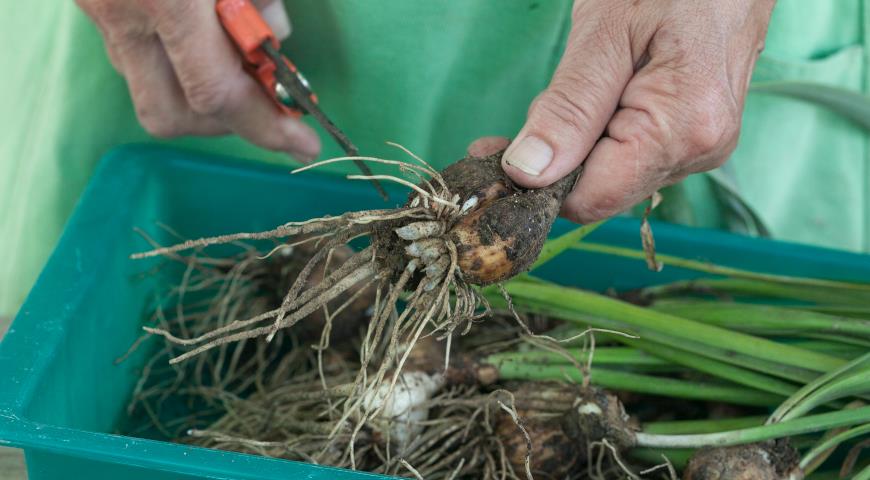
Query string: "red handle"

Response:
xmin=216 ymin=0 xmax=311 ymax=117
xmin=216 ymin=0 xmax=276 ymax=64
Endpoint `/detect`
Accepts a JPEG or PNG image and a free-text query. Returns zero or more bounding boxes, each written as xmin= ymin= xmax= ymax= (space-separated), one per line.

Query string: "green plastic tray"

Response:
xmin=1 ymin=145 xmax=868 ymax=479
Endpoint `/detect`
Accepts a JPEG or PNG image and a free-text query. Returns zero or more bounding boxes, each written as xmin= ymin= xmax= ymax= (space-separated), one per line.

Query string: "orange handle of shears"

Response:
xmin=216 ymin=0 xmax=316 ymax=117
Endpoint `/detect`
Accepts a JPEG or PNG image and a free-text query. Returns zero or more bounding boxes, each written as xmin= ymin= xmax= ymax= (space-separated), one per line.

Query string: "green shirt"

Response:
xmin=1 ymin=0 xmax=868 ymax=315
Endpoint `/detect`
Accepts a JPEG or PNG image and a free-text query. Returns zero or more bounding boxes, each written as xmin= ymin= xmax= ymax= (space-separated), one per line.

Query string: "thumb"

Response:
xmin=502 ymin=14 xmax=634 ymax=189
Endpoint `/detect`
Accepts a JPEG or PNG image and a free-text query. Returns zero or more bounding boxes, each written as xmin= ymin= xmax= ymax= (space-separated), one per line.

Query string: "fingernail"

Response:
xmin=261 ymin=1 xmax=292 ymax=40
xmin=503 ymin=136 xmax=553 ymax=176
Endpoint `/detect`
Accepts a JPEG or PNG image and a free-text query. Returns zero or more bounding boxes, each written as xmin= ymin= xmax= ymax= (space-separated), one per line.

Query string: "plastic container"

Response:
xmin=1 ymin=145 xmax=868 ymax=479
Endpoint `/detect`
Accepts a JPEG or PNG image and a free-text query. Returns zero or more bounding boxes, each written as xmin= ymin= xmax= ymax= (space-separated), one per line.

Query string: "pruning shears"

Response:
xmin=216 ymin=0 xmax=388 ymax=200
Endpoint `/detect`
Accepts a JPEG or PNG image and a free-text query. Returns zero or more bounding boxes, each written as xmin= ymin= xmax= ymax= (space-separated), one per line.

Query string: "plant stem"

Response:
xmin=508 ymin=300 xmax=821 ymax=383
xmin=855 ymin=465 xmax=870 ymax=480
xmin=572 ymin=242 xmax=870 ymax=293
xmin=650 ymin=300 xmax=870 ymax=338
xmin=532 ymin=222 xmax=604 ymax=271
xmin=643 ymin=416 xmax=766 ymax=435
xmin=807 ymin=304 xmax=870 ymax=319
xmin=485 ymin=347 xmax=670 ymax=368
xmin=490 ymin=339 xmax=797 ymax=396
xmin=499 ymin=280 xmax=845 ymax=375
xmin=787 ymin=339 xmax=867 ymax=358
xmin=494 ymin=360 xmax=780 ymax=406
xmin=779 ymin=370 xmax=870 ymax=422
xmin=800 ymin=333 xmax=870 ymax=349
xmin=644 ymin=278 xmax=870 ymax=306
xmin=799 ymin=423 xmax=870 ymax=471
xmin=634 ymin=406 xmax=870 ymax=448
xmin=617 ymin=337 xmax=797 ymax=397
xmin=769 ymin=352 xmax=870 ymax=424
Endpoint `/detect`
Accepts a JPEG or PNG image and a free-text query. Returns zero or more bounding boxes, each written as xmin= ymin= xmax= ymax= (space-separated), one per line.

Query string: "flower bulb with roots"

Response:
xmin=133 ymin=145 xmax=580 ymax=443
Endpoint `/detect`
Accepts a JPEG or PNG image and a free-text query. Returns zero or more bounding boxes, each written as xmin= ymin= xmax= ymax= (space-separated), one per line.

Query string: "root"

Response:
xmin=267 ymin=241 xmax=371 ymax=341
xmin=131 ymin=208 xmax=409 ymax=259
xmin=493 ymin=390 xmax=534 ymax=480
xmin=166 ymin=262 xmax=377 ymax=364
xmin=640 ymin=457 xmax=679 ymax=480
xmin=132 ymin=150 xmax=502 ymax=388
xmin=587 ymin=438 xmax=640 ymax=480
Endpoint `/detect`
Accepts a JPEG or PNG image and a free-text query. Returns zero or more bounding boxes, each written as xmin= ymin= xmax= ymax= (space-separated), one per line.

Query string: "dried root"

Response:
xmin=123 ymin=237 xmax=370 ymax=440
xmin=183 ymin=334 xmax=525 ymax=479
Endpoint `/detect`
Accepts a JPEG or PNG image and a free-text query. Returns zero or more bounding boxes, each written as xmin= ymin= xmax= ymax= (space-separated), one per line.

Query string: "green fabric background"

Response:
xmin=1 ymin=1 xmax=868 ymax=316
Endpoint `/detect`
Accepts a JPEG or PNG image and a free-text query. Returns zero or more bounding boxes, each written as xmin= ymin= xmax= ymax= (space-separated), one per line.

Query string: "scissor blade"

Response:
xmin=261 ymin=42 xmax=389 ymax=201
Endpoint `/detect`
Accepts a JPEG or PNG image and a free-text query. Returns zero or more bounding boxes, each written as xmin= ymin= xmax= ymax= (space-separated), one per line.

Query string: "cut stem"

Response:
xmin=643 ymin=416 xmax=767 ymax=435
xmin=651 ymin=300 xmax=870 ymax=338
xmin=634 ymin=406 xmax=870 ymax=448
xmin=573 ymin=242 xmax=870 ymax=293
xmin=495 ymin=360 xmax=780 ymax=406
xmin=498 ymin=279 xmax=845 ymax=377
xmin=485 ymin=347 xmax=670 ymax=369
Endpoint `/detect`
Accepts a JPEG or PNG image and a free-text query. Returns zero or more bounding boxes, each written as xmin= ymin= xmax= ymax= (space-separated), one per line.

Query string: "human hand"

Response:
xmin=77 ymin=0 xmax=321 ymax=160
xmin=495 ymin=0 xmax=775 ymax=223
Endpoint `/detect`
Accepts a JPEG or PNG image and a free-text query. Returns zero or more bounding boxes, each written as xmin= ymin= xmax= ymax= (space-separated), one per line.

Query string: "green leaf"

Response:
xmin=485 ymin=347 xmax=670 ymax=368
xmin=800 ymin=423 xmax=870 ymax=473
xmin=618 ymin=336 xmax=797 ymax=397
xmin=644 ymin=416 xmax=766 ymax=435
xmin=494 ymin=361 xmax=780 ymax=406
xmin=501 ymin=280 xmax=846 ymax=375
xmin=648 ymin=278 xmax=870 ymax=306
xmin=769 ymin=351 xmax=870 ymax=424
xmin=651 ymin=300 xmax=870 ymax=338
xmin=635 ymin=406 xmax=870 ymax=448
xmin=854 ymin=465 xmax=870 ymax=480
xmin=572 ymin=242 xmax=870 ymax=293
xmin=530 ymin=221 xmax=604 ymax=271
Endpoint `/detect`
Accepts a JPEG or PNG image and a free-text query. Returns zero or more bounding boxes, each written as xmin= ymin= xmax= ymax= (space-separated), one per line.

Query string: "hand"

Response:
xmin=495 ymin=0 xmax=775 ymax=223
xmin=77 ymin=0 xmax=321 ymax=161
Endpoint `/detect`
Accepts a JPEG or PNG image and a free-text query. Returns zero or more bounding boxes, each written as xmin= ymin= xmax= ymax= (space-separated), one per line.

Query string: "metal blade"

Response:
xmin=261 ymin=42 xmax=389 ymax=201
